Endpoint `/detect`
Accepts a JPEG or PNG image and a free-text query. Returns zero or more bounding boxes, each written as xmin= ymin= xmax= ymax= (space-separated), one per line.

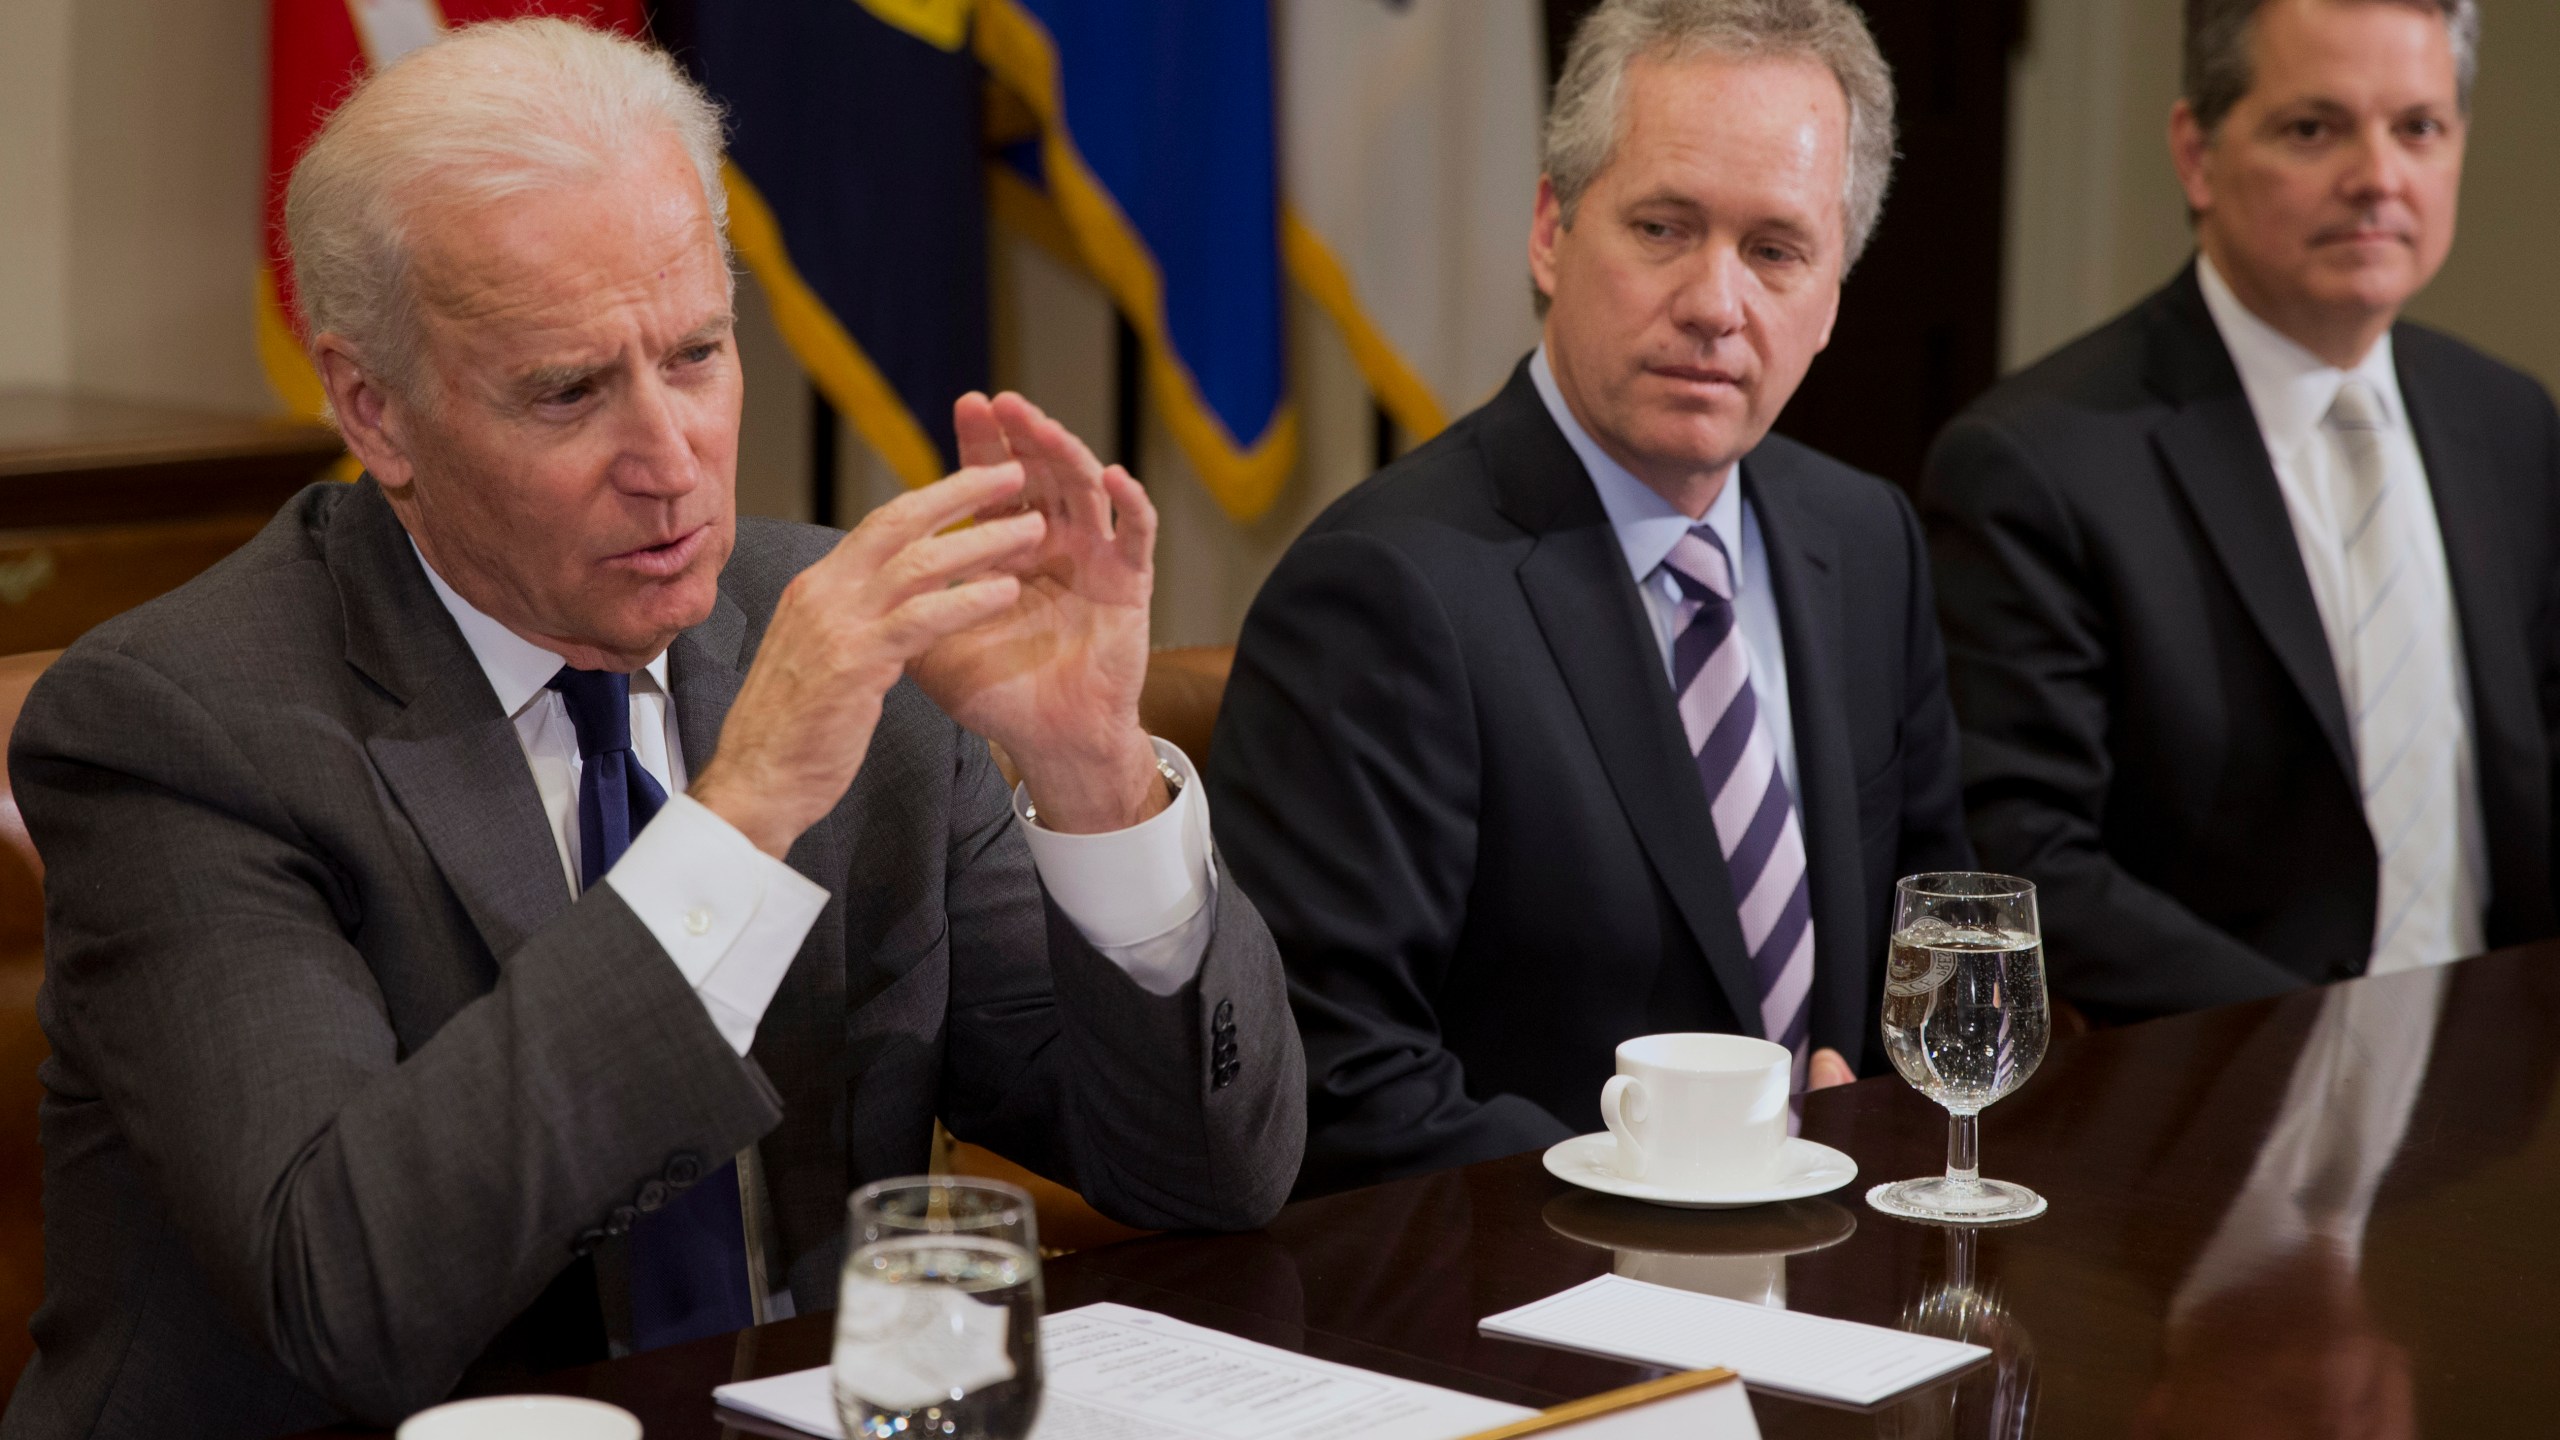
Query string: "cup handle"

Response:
xmin=1600 ymin=1074 xmax=1645 ymax=1177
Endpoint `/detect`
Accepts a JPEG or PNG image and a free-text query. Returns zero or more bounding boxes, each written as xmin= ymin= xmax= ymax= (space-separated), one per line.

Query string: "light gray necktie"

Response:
xmin=2328 ymin=378 xmax=2458 ymax=973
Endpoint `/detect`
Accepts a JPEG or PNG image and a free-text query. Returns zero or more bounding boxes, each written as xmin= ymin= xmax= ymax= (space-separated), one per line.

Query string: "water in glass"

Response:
xmin=1881 ymin=918 xmax=2049 ymax=1114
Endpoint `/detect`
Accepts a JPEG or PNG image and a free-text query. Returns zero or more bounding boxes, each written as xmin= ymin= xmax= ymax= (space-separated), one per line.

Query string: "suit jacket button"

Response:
xmin=665 ymin=1152 xmax=703 ymax=1187
xmin=606 ymin=1205 xmax=639 ymax=1236
xmin=1212 ymin=999 xmax=1234 ymax=1028
xmin=636 ymin=1179 xmax=670 ymax=1213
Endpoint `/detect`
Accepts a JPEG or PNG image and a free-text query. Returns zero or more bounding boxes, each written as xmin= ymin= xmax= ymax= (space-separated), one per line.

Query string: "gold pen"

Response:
xmin=1456 ymin=1368 xmax=1742 ymax=1439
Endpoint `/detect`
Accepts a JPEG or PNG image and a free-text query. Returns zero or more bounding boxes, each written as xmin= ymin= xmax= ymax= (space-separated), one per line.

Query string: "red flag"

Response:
xmin=259 ymin=1 xmax=645 ymax=415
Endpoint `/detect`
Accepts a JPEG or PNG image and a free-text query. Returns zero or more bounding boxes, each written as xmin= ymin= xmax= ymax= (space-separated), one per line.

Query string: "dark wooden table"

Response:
xmin=339 ymin=941 xmax=2560 ymax=1437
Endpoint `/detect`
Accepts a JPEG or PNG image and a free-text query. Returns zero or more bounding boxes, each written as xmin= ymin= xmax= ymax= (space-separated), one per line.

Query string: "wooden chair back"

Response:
xmin=0 ymin=649 xmax=61 ymax=1382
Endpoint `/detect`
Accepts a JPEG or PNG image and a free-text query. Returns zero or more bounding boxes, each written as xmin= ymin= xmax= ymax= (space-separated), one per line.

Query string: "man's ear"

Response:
xmin=313 ymin=337 xmax=415 ymax=490
xmin=1812 ymin=277 xmax=1842 ymax=354
xmin=1528 ymin=174 xmax=1566 ymax=307
xmin=2168 ymin=99 xmax=2217 ymax=218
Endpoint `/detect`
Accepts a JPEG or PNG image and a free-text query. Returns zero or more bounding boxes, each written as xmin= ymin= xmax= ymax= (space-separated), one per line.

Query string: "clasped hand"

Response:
xmin=692 ymin=392 xmax=1164 ymax=859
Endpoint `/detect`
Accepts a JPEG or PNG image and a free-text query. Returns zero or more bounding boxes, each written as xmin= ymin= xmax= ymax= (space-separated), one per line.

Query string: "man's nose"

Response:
xmin=2339 ymin=122 xmax=2409 ymax=207
xmin=1669 ymin=246 xmax=1748 ymax=339
xmin=610 ymin=373 xmax=701 ymax=498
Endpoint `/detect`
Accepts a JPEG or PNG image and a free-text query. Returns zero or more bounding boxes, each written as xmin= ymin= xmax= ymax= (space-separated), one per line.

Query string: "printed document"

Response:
xmin=715 ymin=1302 xmax=1535 ymax=1439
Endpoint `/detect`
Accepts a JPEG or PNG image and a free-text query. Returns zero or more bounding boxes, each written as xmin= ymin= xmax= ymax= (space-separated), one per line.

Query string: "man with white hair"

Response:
xmin=0 ymin=19 xmax=1301 ymax=1437
xmin=1207 ymin=0 xmax=1972 ymax=1197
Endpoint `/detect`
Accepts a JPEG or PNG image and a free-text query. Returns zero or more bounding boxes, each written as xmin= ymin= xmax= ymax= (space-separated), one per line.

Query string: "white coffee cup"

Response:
xmin=1599 ymin=1032 xmax=1791 ymax=1191
xmin=397 ymin=1396 xmax=642 ymax=1440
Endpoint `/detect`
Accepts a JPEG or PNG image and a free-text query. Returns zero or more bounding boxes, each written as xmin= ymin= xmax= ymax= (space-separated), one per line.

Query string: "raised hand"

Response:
xmin=689 ymin=461 xmax=1044 ymax=859
xmin=909 ymin=391 xmax=1166 ymax=833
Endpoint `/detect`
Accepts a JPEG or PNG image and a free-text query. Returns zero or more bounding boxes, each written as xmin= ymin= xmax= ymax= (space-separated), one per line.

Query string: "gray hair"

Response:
xmin=2183 ymin=0 xmax=2480 ymax=135
xmin=284 ymin=17 xmax=731 ymax=402
xmin=1543 ymin=0 xmax=1898 ymax=271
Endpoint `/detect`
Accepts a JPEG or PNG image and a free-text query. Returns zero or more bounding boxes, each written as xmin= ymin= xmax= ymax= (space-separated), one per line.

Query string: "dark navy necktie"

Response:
xmin=548 ymin=667 xmax=755 ymax=1351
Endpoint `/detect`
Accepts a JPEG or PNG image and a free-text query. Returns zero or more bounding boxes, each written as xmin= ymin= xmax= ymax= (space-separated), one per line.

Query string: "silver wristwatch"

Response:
xmin=1021 ymin=753 xmax=1184 ymax=828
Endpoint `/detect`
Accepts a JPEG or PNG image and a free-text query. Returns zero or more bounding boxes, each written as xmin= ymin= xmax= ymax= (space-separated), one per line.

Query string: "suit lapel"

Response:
xmin=1488 ymin=368 xmax=1765 ymax=1033
xmin=668 ymin=591 xmax=747 ymax=780
xmin=2146 ymin=269 xmax=2358 ymax=782
xmin=2399 ymin=343 xmax=2549 ymax=934
xmin=331 ymin=481 xmax=573 ymax=963
xmin=1741 ymin=457 xmax=1869 ymax=1067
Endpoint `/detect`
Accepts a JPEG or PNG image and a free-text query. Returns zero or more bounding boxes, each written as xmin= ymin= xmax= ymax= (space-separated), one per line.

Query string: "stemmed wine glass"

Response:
xmin=834 ymin=1177 xmax=1045 ymax=1440
xmin=1868 ymin=873 xmax=2050 ymax=1224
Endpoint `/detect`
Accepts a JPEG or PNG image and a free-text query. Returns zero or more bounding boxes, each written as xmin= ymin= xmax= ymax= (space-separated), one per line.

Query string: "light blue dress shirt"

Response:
xmin=1528 ymin=346 xmax=1802 ymax=800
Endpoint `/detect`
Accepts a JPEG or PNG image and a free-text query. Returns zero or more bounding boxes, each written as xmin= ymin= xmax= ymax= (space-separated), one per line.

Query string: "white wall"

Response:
xmin=62 ymin=0 xmax=274 ymax=413
xmin=0 ymin=0 xmax=76 ymax=391
xmin=2 ymin=0 xmax=271 ymax=411
xmin=2399 ymin=0 xmax=2560 ymax=387
xmin=2000 ymin=0 xmax=2188 ymax=372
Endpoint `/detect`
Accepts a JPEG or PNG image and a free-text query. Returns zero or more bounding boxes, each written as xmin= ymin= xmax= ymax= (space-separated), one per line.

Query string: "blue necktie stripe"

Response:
xmin=1691 ymin=683 xmax=1758 ymax=796
xmin=546 ymin=666 xmax=755 ymax=1353
xmin=1723 ymin=776 xmax=1794 ymax=902
xmin=1755 ymin=879 xmax=1814 ymax=992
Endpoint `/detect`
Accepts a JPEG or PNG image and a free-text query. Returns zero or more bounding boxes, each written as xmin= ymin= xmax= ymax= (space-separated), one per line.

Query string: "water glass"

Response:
xmin=834 ymin=1177 xmax=1044 ymax=1440
xmin=1868 ymin=873 xmax=2051 ymax=1224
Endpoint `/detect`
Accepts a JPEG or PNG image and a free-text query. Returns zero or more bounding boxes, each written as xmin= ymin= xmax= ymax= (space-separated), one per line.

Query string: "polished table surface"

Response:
xmin=327 ymin=940 xmax=2560 ymax=1437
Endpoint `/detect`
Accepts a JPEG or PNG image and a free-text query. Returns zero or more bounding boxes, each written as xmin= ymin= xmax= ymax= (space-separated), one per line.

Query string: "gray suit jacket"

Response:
xmin=0 ymin=480 xmax=1304 ymax=1439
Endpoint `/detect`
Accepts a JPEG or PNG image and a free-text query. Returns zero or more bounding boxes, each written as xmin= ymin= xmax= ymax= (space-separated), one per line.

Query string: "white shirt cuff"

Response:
xmin=604 ymin=791 xmax=831 ymax=1055
xmin=1014 ymin=737 xmax=1217 ymax=996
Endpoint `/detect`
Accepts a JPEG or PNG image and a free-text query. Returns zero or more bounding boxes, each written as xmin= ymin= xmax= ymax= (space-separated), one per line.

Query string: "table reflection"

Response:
xmin=1539 ymin=1194 xmax=1856 ymax=1307
xmin=1883 ymin=1223 xmax=2036 ymax=1440
xmin=2134 ymin=967 xmax=2448 ymax=1439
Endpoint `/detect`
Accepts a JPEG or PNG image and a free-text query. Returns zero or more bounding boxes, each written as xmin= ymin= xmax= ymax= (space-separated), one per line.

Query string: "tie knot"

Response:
xmin=1663 ymin=525 xmax=1735 ymax=603
xmin=2329 ymin=377 xmax=2387 ymax=434
xmin=548 ymin=666 xmax=633 ymax=757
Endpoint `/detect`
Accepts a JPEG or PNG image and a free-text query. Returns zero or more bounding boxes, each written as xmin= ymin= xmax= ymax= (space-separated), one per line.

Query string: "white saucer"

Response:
xmin=1543 ymin=1132 xmax=1858 ymax=1209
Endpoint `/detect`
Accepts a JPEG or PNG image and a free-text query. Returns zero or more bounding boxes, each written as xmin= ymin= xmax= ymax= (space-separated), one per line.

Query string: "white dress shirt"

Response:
xmin=416 ymin=548 xmax=1218 ymax=1058
xmin=2197 ymin=256 xmax=2486 ymax=969
xmin=1529 ymin=346 xmax=1802 ymax=800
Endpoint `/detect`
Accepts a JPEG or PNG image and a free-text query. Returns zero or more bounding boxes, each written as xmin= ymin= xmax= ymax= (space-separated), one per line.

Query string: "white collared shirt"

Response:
xmin=1528 ymin=346 xmax=1801 ymax=800
xmin=2196 ymin=255 xmax=2486 ymax=967
xmin=415 ymin=545 xmax=1216 ymax=1057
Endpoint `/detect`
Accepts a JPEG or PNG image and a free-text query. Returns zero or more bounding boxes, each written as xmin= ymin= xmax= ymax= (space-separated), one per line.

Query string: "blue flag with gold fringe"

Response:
xmin=690 ymin=0 xmax=987 ymax=487
xmin=979 ymin=0 xmax=1294 ymax=520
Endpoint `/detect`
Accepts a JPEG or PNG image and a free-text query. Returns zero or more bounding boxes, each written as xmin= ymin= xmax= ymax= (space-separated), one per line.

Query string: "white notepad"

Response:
xmin=1479 ymin=1275 xmax=1985 ymax=1407
xmin=715 ymin=1302 xmax=1539 ymax=1439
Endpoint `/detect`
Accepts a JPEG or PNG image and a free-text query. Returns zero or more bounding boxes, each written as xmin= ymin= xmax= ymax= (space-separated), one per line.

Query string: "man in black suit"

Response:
xmin=1208 ymin=0 xmax=1971 ymax=1197
xmin=1924 ymin=0 xmax=2560 ymax=1023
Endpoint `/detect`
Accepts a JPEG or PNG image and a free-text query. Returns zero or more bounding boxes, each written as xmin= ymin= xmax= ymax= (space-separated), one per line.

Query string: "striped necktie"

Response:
xmin=549 ymin=667 xmax=756 ymax=1351
xmin=1661 ymin=527 xmax=1814 ymax=1084
xmin=2327 ymin=380 xmax=2462 ymax=973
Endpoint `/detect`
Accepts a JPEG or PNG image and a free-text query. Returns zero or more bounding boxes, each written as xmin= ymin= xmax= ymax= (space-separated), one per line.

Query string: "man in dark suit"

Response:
xmin=1208 ymin=0 xmax=1970 ymax=1197
xmin=1924 ymin=0 xmax=2559 ymax=1022
xmin=0 ymin=21 xmax=1300 ymax=1439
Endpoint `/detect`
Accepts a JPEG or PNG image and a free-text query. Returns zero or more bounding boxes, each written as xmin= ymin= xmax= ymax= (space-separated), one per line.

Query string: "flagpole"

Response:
xmin=1112 ymin=315 xmax=1144 ymax=480
xmin=810 ymin=385 xmax=840 ymax=529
